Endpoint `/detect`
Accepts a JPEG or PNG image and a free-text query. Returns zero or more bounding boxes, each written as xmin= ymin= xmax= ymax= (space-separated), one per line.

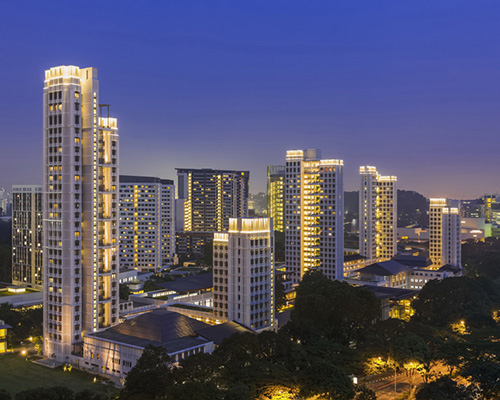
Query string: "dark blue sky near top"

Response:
xmin=0 ymin=1 xmax=499 ymax=198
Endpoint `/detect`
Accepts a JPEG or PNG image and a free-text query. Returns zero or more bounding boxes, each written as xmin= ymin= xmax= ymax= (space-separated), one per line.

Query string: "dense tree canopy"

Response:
xmin=117 ymin=270 xmax=500 ymax=399
xmin=411 ymin=276 xmax=500 ymax=327
xmin=121 ymin=345 xmax=172 ymax=399
xmin=415 ymin=377 xmax=477 ymax=400
xmin=290 ymin=271 xmax=380 ymax=345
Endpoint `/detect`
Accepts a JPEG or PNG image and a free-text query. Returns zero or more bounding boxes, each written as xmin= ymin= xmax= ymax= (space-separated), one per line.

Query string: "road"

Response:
xmin=363 ymin=363 xmax=449 ymax=400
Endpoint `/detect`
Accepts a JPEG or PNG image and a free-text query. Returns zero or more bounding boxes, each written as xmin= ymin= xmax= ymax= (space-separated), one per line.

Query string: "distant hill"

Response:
xmin=344 ymin=190 xmax=429 ymax=228
xmin=398 ymin=190 xmax=428 ymax=227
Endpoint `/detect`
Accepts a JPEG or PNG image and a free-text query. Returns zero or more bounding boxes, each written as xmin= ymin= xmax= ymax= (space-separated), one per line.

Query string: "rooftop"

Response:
xmin=87 ymin=309 xmax=211 ymax=353
xmin=157 ymin=273 xmax=213 ymax=294
xmin=120 ymin=175 xmax=174 ymax=185
xmin=362 ymin=285 xmax=420 ymax=300
xmin=392 ymin=254 xmax=431 ymax=268
xmin=195 ymin=321 xmax=253 ymax=345
xmin=358 ymin=260 xmax=412 ymax=277
xmin=438 ymin=264 xmax=463 ymax=273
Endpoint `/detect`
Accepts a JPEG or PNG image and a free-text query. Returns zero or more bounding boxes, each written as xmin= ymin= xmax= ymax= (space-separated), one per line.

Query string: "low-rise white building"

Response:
xmin=348 ymin=259 xmax=463 ymax=291
xmin=82 ymin=309 xmax=250 ymax=381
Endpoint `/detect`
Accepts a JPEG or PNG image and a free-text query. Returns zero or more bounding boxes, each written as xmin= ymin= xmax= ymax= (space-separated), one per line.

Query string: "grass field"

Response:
xmin=0 ymin=353 xmax=119 ymax=397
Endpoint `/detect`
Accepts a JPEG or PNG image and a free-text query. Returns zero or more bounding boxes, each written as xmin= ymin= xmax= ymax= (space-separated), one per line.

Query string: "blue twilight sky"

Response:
xmin=0 ymin=0 xmax=499 ymax=198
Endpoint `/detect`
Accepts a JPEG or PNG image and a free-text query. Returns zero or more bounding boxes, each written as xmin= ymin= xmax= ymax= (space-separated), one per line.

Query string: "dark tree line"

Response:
xmin=119 ymin=272 xmax=381 ymax=400
xmin=118 ymin=270 xmax=500 ymax=399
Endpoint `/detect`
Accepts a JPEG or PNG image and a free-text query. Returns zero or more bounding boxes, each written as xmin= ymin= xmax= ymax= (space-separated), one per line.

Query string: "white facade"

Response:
xmin=213 ymin=218 xmax=275 ymax=331
xmin=119 ymin=176 xmax=175 ymax=272
xmin=429 ymin=199 xmax=461 ymax=268
xmin=12 ymin=185 xmax=43 ymax=289
xmin=359 ymin=166 xmax=397 ymax=262
xmin=43 ymin=66 xmax=119 ymax=361
xmin=285 ymin=149 xmax=344 ymax=284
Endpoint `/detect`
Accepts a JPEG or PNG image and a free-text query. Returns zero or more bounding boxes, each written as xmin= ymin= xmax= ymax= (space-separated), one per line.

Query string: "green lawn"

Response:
xmin=0 ymin=354 xmax=119 ymax=397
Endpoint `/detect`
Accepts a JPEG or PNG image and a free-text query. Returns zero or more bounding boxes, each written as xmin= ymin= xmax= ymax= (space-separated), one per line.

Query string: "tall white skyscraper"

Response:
xmin=43 ymin=66 xmax=119 ymax=361
xmin=359 ymin=166 xmax=397 ymax=262
xmin=284 ymin=149 xmax=344 ymax=284
xmin=429 ymin=198 xmax=461 ymax=269
xmin=213 ymin=218 xmax=275 ymax=331
xmin=119 ymin=175 xmax=175 ymax=272
xmin=12 ymin=185 xmax=43 ymax=289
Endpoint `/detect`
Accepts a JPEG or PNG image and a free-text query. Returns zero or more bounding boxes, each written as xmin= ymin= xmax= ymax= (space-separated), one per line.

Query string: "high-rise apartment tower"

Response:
xmin=119 ymin=175 xmax=175 ymax=272
xmin=482 ymin=194 xmax=496 ymax=223
xmin=267 ymin=166 xmax=285 ymax=232
xmin=176 ymin=168 xmax=249 ymax=232
xmin=429 ymin=198 xmax=461 ymax=269
xmin=12 ymin=185 xmax=43 ymax=289
xmin=213 ymin=218 xmax=275 ymax=331
xmin=285 ymin=149 xmax=344 ymax=284
xmin=43 ymin=66 xmax=119 ymax=361
xmin=359 ymin=166 xmax=397 ymax=262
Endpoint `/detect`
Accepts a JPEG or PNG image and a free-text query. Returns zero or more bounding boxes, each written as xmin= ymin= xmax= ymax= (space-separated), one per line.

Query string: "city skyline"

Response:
xmin=1 ymin=1 xmax=500 ymax=198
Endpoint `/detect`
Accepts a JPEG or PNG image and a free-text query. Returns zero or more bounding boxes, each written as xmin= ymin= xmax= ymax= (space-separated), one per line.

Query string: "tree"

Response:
xmin=164 ymin=381 xmax=223 ymax=400
xmin=415 ymin=377 xmax=478 ymax=400
xmin=0 ymin=303 xmax=43 ymax=346
xmin=224 ymin=383 xmax=253 ymax=400
xmin=256 ymin=384 xmax=299 ymax=400
xmin=119 ymin=284 xmax=130 ymax=300
xmin=73 ymin=390 xmax=103 ymax=400
xmin=14 ymin=387 xmax=74 ymax=400
xmin=274 ymin=280 xmax=286 ymax=312
xmin=411 ymin=277 xmax=500 ymax=328
xmin=392 ymin=333 xmax=431 ymax=392
xmin=291 ymin=271 xmax=380 ymax=345
xmin=298 ymin=360 xmax=355 ymax=400
xmin=355 ymin=385 xmax=377 ymax=400
xmin=121 ymin=345 xmax=172 ymax=399
xmin=463 ymin=361 xmax=500 ymax=399
xmin=0 ymin=389 xmax=11 ymax=400
xmin=435 ymin=336 xmax=464 ymax=375
xmin=142 ymin=279 xmax=162 ymax=292
xmin=462 ymin=238 xmax=500 ymax=280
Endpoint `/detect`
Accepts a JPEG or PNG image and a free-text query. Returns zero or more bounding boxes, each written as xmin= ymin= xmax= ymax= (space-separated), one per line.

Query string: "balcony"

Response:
xmin=98 ymin=185 xmax=113 ymax=193
xmin=99 ymin=294 xmax=111 ymax=302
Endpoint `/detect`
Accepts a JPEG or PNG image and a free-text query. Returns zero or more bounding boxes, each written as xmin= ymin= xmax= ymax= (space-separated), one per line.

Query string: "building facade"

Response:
xmin=285 ymin=149 xmax=344 ymax=284
xmin=12 ymin=185 xmax=43 ymax=289
xmin=429 ymin=198 xmax=461 ymax=268
xmin=213 ymin=218 xmax=275 ymax=331
xmin=43 ymin=66 xmax=119 ymax=361
xmin=359 ymin=166 xmax=397 ymax=262
xmin=482 ymin=194 xmax=496 ymax=223
xmin=176 ymin=168 xmax=249 ymax=232
xmin=119 ymin=176 xmax=175 ymax=272
xmin=267 ymin=165 xmax=285 ymax=232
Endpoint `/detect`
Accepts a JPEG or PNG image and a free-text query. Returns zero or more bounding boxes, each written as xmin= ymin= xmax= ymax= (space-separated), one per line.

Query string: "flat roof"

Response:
xmin=358 ymin=260 xmax=412 ymax=276
xmin=157 ymin=273 xmax=213 ymax=294
xmin=120 ymin=175 xmax=174 ymax=185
